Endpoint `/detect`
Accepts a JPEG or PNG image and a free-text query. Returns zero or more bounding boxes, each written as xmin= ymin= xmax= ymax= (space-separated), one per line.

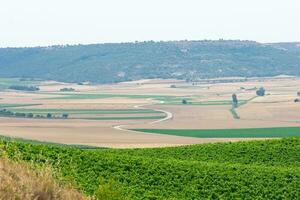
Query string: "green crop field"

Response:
xmin=43 ymin=93 xmax=201 ymax=105
xmin=44 ymin=93 xmax=178 ymax=100
xmin=43 ymin=92 xmax=246 ymax=106
xmin=81 ymin=115 xmax=165 ymax=120
xmin=0 ymin=103 xmax=43 ymax=108
xmin=1 ymin=106 xmax=166 ymax=121
xmin=0 ymin=137 xmax=299 ymax=199
xmin=133 ymin=127 xmax=300 ymax=138
xmin=9 ymin=108 xmax=162 ymax=115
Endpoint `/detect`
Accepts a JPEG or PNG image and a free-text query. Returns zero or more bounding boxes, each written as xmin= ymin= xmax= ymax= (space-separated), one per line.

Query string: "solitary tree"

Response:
xmin=62 ymin=113 xmax=69 ymax=119
xmin=256 ymin=87 xmax=266 ymax=96
xmin=232 ymin=93 xmax=238 ymax=108
xmin=182 ymin=99 xmax=188 ymax=105
xmin=47 ymin=113 xmax=52 ymax=119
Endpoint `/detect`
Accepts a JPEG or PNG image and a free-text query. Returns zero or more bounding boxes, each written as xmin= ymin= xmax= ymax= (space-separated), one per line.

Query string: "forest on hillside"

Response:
xmin=0 ymin=40 xmax=300 ymax=83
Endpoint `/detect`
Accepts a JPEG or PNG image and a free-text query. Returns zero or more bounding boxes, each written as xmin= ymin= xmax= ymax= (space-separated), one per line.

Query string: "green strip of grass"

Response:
xmin=41 ymin=92 xmax=251 ymax=106
xmin=133 ymin=127 xmax=300 ymax=138
xmin=0 ymin=104 xmax=43 ymax=108
xmin=9 ymin=108 xmax=162 ymax=115
xmin=44 ymin=93 xmax=178 ymax=100
xmin=82 ymin=115 xmax=165 ymax=120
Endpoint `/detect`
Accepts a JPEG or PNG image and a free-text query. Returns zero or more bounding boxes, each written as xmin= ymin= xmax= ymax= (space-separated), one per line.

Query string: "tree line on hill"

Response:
xmin=8 ymin=85 xmax=39 ymax=91
xmin=0 ymin=40 xmax=300 ymax=83
xmin=60 ymin=88 xmax=75 ymax=92
xmin=0 ymin=109 xmax=69 ymax=119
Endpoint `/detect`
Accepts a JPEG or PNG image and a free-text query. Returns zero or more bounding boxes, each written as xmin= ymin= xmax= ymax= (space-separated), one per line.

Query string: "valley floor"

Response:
xmin=1 ymin=77 xmax=300 ymax=148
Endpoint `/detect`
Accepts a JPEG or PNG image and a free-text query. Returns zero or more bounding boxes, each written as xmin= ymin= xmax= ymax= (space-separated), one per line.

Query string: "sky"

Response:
xmin=0 ymin=0 xmax=299 ymax=47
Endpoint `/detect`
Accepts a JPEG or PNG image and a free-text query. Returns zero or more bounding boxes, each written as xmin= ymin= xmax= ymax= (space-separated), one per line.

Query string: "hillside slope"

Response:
xmin=1 ymin=137 xmax=299 ymax=199
xmin=0 ymin=40 xmax=300 ymax=83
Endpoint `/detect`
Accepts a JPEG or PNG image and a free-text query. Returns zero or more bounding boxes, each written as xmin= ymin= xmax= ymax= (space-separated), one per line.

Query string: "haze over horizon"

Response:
xmin=1 ymin=0 xmax=300 ymax=47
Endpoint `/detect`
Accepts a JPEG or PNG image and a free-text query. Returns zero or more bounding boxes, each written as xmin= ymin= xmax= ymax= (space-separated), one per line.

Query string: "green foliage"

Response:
xmin=1 ymin=41 xmax=300 ymax=83
xmin=182 ymin=99 xmax=188 ymax=104
xmin=232 ymin=93 xmax=238 ymax=108
xmin=256 ymin=87 xmax=266 ymax=96
xmin=26 ymin=113 xmax=34 ymax=118
xmin=133 ymin=127 xmax=300 ymax=138
xmin=95 ymin=178 xmax=128 ymax=200
xmin=0 ymin=137 xmax=299 ymax=199
xmin=60 ymin=88 xmax=75 ymax=92
xmin=9 ymin=85 xmax=40 ymax=91
xmin=230 ymin=107 xmax=240 ymax=119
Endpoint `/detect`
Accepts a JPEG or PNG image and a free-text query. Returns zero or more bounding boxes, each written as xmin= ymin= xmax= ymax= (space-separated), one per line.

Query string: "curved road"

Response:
xmin=112 ymin=100 xmax=173 ymax=132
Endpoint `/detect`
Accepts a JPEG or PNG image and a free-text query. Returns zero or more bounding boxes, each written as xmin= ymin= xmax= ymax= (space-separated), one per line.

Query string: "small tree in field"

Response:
xmin=62 ymin=113 xmax=69 ymax=119
xmin=47 ymin=113 xmax=52 ymax=119
xmin=232 ymin=93 xmax=238 ymax=108
xmin=256 ymin=87 xmax=265 ymax=96
xmin=182 ymin=99 xmax=188 ymax=105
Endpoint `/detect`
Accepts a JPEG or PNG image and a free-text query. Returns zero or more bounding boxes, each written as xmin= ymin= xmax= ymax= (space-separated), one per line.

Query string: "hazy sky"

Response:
xmin=1 ymin=0 xmax=299 ymax=47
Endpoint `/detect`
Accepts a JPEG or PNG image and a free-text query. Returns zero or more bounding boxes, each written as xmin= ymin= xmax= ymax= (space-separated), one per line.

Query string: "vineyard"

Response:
xmin=0 ymin=137 xmax=299 ymax=199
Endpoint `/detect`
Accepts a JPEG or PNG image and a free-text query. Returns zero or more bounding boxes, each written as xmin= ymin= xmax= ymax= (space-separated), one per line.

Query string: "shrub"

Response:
xmin=14 ymin=113 xmax=26 ymax=117
xmin=26 ymin=113 xmax=34 ymax=118
xmin=46 ymin=113 xmax=52 ymax=119
xmin=60 ymin=88 xmax=75 ymax=92
xmin=62 ymin=114 xmax=69 ymax=119
xmin=232 ymin=93 xmax=238 ymax=108
xmin=256 ymin=87 xmax=265 ymax=96
xmin=9 ymin=85 xmax=39 ymax=91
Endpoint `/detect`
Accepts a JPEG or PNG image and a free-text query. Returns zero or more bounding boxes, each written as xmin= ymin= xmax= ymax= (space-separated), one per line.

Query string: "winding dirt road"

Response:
xmin=112 ymin=100 xmax=173 ymax=132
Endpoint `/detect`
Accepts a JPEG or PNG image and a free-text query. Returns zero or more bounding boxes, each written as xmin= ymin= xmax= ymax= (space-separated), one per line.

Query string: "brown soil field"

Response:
xmin=0 ymin=117 xmax=245 ymax=148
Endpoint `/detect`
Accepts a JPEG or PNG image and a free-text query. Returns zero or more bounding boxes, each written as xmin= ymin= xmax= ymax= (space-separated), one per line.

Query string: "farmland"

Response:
xmin=1 ymin=77 xmax=300 ymax=147
xmin=133 ymin=127 xmax=300 ymax=138
xmin=0 ymin=77 xmax=300 ymax=199
xmin=1 ymin=137 xmax=299 ymax=199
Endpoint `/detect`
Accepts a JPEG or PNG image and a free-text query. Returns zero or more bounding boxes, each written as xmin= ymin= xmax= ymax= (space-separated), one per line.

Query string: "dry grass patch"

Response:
xmin=0 ymin=158 xmax=89 ymax=200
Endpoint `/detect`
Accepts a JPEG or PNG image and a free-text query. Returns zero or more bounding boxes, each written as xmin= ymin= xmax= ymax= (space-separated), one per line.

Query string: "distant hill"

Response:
xmin=0 ymin=40 xmax=300 ymax=83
